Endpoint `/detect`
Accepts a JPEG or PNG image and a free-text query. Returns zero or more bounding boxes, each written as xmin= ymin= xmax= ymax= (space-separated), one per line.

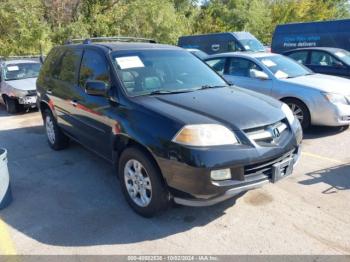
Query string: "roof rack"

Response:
xmin=65 ymin=36 xmax=157 ymax=45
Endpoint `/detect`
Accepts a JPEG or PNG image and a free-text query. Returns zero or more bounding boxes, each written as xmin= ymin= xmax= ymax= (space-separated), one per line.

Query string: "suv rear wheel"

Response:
xmin=118 ymin=147 xmax=169 ymax=217
xmin=44 ymin=109 xmax=69 ymax=150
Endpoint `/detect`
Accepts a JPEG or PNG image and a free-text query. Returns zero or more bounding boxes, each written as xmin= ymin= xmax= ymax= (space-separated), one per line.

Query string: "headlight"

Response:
xmin=323 ymin=93 xmax=348 ymax=105
xmin=172 ymin=124 xmax=239 ymax=146
xmin=281 ymin=103 xmax=295 ymax=124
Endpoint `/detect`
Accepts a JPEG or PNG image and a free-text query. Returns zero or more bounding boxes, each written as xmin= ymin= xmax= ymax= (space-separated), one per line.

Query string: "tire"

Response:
xmin=43 ymin=109 xmax=69 ymax=150
xmin=5 ymin=96 xmax=19 ymax=114
xmin=283 ymin=98 xmax=311 ymax=129
xmin=118 ymin=147 xmax=169 ymax=217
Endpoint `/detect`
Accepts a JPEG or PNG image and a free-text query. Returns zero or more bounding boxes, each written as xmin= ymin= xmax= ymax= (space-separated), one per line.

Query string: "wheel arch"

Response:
xmin=39 ymin=100 xmax=56 ymax=120
xmin=280 ymin=96 xmax=312 ymax=123
xmin=112 ymin=135 xmax=168 ymax=186
xmin=1 ymin=94 xmax=8 ymax=104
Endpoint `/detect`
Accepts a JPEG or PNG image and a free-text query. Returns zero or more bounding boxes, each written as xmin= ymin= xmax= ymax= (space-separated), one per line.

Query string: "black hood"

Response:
xmin=136 ymin=87 xmax=285 ymax=130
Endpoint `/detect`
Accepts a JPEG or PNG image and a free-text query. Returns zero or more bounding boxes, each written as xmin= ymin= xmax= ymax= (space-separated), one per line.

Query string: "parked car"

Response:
xmin=284 ymin=47 xmax=350 ymax=79
xmin=272 ymin=19 xmax=350 ymax=54
xmin=0 ymin=59 xmax=41 ymax=113
xmin=205 ymin=52 xmax=350 ymax=129
xmin=37 ymin=37 xmax=302 ymax=217
xmin=178 ymin=32 xmax=265 ymax=55
xmin=184 ymin=48 xmax=208 ymax=60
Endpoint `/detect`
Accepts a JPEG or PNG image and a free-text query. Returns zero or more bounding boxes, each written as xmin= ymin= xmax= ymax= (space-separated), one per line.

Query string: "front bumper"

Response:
xmin=157 ymin=121 xmax=302 ymax=206
xmin=172 ymin=146 xmax=301 ymax=206
xmin=311 ymin=100 xmax=350 ymax=126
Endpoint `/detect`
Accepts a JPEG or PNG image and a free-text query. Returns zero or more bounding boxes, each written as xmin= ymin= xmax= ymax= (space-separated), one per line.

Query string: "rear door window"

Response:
xmin=288 ymin=51 xmax=309 ymax=65
xmin=228 ymin=57 xmax=263 ymax=78
xmin=57 ymin=49 xmax=83 ymax=84
xmin=79 ymin=49 xmax=110 ymax=88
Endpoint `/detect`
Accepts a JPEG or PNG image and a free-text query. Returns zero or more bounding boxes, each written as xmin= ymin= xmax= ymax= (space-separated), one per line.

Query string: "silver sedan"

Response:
xmin=205 ymin=52 xmax=350 ymax=128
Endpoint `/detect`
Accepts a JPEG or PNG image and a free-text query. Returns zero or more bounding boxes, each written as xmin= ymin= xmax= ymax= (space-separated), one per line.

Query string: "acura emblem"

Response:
xmin=272 ymin=128 xmax=280 ymax=138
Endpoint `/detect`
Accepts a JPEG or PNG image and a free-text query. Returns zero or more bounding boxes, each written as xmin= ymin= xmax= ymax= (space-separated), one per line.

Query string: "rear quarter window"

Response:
xmin=39 ymin=47 xmax=64 ymax=79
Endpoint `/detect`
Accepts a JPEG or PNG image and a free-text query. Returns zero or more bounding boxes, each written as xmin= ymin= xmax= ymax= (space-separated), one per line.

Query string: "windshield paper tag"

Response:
xmin=261 ymin=59 xmax=276 ymax=67
xmin=116 ymin=56 xmax=144 ymax=69
xmin=275 ymin=70 xmax=289 ymax=78
xmin=7 ymin=66 xmax=19 ymax=71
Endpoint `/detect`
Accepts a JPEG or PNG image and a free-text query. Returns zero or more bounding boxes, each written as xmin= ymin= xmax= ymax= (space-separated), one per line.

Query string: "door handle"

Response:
xmin=70 ymin=100 xmax=78 ymax=107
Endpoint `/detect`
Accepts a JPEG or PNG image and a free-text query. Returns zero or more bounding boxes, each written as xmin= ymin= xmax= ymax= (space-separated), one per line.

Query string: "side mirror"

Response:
xmin=85 ymin=80 xmax=108 ymax=96
xmin=250 ymin=69 xmax=269 ymax=80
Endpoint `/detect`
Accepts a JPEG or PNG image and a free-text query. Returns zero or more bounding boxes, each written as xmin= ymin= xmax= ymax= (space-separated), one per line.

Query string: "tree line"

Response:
xmin=0 ymin=0 xmax=349 ymax=56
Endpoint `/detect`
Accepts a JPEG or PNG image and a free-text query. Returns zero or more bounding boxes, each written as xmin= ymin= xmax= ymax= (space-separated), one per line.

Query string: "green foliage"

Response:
xmin=0 ymin=0 xmax=51 ymax=56
xmin=0 ymin=0 xmax=349 ymax=56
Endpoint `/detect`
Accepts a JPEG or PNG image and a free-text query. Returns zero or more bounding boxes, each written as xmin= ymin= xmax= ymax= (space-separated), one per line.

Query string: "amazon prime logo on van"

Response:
xmin=211 ymin=44 xmax=220 ymax=52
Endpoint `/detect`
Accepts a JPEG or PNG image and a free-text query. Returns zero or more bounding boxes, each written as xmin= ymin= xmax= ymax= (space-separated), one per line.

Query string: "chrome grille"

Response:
xmin=245 ymin=120 xmax=288 ymax=144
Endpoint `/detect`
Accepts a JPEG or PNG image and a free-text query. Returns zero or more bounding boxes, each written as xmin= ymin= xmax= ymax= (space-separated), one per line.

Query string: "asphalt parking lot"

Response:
xmin=0 ymin=106 xmax=349 ymax=255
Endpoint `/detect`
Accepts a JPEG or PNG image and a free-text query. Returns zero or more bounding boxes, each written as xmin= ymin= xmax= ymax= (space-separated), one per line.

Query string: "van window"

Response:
xmin=228 ymin=58 xmax=263 ymax=77
xmin=206 ymin=58 xmax=226 ymax=74
xmin=310 ymin=51 xmax=342 ymax=67
xmin=79 ymin=50 xmax=110 ymax=87
xmin=239 ymin=39 xmax=265 ymax=52
xmin=228 ymin=41 xmax=243 ymax=52
xmin=288 ymin=51 xmax=308 ymax=64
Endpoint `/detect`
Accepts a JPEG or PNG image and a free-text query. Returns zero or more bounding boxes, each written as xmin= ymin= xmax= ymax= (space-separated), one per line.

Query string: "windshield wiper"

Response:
xmin=148 ymin=89 xmax=195 ymax=95
xmin=196 ymin=85 xmax=227 ymax=90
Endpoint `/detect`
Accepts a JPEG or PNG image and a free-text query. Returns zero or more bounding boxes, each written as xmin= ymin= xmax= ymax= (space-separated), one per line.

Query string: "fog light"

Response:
xmin=210 ymin=169 xmax=231 ymax=181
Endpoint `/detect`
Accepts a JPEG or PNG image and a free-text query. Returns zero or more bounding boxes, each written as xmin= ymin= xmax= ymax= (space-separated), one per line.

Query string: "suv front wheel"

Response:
xmin=118 ymin=147 xmax=169 ymax=217
xmin=44 ymin=109 xmax=69 ymax=150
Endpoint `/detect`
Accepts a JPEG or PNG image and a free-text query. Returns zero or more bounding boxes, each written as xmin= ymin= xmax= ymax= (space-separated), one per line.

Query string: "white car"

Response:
xmin=0 ymin=59 xmax=41 ymax=114
xmin=205 ymin=52 xmax=350 ymax=129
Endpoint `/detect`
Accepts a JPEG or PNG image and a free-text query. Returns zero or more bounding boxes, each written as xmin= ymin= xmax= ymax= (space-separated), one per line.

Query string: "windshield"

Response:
xmin=240 ymin=39 xmax=265 ymax=52
xmin=257 ymin=55 xmax=312 ymax=79
xmin=111 ymin=50 xmax=227 ymax=96
xmin=4 ymin=63 xmax=41 ymax=81
xmin=333 ymin=50 xmax=350 ymax=65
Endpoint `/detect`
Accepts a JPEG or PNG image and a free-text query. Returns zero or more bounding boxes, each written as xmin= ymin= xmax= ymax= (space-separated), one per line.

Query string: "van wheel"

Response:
xmin=44 ymin=109 xmax=69 ymax=150
xmin=5 ymin=97 xmax=18 ymax=114
xmin=283 ymin=98 xmax=310 ymax=129
xmin=118 ymin=147 xmax=169 ymax=217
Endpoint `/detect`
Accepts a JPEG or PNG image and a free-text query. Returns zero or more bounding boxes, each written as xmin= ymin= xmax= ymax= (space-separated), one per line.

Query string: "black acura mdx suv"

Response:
xmin=36 ymin=37 xmax=302 ymax=217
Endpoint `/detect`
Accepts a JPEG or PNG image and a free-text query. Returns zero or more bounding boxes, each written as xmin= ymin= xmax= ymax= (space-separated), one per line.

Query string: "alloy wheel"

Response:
xmin=124 ymin=159 xmax=152 ymax=207
xmin=45 ymin=115 xmax=56 ymax=144
xmin=288 ymin=103 xmax=304 ymax=123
